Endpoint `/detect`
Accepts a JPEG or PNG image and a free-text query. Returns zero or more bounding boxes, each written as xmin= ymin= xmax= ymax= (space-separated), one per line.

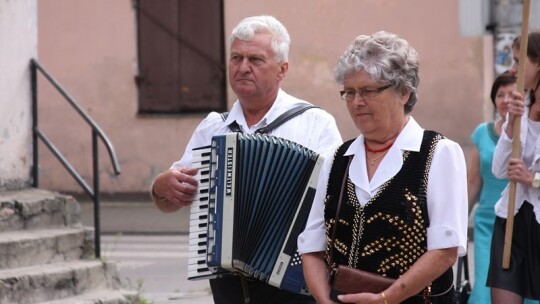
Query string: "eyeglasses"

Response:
xmin=339 ymin=84 xmax=393 ymax=101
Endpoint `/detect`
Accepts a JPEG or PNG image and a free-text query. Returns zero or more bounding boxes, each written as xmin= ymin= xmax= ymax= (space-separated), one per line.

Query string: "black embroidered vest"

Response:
xmin=324 ymin=131 xmax=455 ymax=304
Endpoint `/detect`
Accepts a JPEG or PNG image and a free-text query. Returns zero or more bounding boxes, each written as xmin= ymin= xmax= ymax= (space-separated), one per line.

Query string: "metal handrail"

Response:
xmin=30 ymin=58 xmax=121 ymax=258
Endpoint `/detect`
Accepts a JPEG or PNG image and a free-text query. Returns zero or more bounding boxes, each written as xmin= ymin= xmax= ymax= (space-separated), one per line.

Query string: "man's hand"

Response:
xmin=152 ymin=167 xmax=199 ymax=212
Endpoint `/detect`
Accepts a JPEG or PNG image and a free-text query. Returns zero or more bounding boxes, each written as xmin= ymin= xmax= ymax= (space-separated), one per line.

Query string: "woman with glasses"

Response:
xmin=297 ymin=31 xmax=468 ymax=304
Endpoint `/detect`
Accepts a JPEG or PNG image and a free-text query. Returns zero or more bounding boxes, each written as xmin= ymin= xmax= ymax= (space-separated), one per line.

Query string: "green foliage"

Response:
xmin=125 ymin=277 xmax=153 ymax=304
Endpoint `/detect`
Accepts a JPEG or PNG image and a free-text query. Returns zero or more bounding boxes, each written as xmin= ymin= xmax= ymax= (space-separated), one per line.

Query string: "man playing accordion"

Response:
xmin=151 ymin=15 xmax=342 ymax=304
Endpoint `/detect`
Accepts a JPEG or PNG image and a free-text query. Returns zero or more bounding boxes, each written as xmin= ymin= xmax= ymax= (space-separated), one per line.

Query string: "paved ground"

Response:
xmin=81 ymin=201 xmax=214 ymax=304
xmin=101 ymin=234 xmax=213 ymax=304
xmin=81 ymin=200 xmax=475 ymax=304
xmin=80 ymin=200 xmax=190 ymax=235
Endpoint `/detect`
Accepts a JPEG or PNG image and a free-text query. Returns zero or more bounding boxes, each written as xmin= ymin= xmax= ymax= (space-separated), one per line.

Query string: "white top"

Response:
xmin=492 ymin=106 xmax=540 ymax=224
xmin=171 ymin=89 xmax=343 ymax=168
xmin=297 ymin=117 xmax=469 ymax=256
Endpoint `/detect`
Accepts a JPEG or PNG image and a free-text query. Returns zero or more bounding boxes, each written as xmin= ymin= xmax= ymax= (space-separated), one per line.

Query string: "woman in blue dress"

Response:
xmin=467 ymin=72 xmax=517 ymax=304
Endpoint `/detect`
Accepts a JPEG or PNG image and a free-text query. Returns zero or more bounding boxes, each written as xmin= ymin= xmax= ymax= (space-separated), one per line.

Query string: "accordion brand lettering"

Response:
xmin=226 ymin=147 xmax=234 ymax=195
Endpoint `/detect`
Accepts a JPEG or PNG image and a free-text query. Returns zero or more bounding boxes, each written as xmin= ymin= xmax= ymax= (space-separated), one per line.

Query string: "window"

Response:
xmin=135 ymin=0 xmax=226 ymax=113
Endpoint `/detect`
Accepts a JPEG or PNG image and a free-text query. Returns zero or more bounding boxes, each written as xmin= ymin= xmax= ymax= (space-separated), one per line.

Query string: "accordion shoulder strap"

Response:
xmin=221 ymin=103 xmax=319 ymax=134
xmin=255 ymin=104 xmax=319 ymax=134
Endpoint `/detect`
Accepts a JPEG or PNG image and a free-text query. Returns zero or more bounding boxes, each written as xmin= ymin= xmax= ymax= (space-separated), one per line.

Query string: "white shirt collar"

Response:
xmin=223 ymin=89 xmax=301 ymax=133
xmin=344 ymin=116 xmax=423 ymax=156
xmin=344 ymin=116 xmax=424 ymax=192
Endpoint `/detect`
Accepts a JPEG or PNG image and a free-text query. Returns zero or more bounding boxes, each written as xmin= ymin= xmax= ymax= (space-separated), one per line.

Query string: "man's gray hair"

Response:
xmin=230 ymin=15 xmax=290 ymax=63
xmin=334 ymin=31 xmax=420 ymax=113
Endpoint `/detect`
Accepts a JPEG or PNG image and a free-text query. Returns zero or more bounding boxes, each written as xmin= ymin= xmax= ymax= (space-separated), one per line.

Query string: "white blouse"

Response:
xmin=297 ymin=117 xmax=469 ymax=256
xmin=492 ymin=107 xmax=540 ymax=224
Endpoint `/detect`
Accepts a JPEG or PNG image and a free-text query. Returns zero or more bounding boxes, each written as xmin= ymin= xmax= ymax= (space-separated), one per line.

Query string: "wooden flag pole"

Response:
xmin=502 ymin=0 xmax=531 ymax=269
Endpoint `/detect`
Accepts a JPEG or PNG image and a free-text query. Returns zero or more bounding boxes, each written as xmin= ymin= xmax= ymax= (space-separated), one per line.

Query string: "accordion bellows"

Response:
xmin=188 ymin=133 xmax=324 ymax=294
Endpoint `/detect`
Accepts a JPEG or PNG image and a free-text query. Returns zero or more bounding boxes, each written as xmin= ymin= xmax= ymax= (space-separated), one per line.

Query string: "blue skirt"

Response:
xmin=487 ymin=202 xmax=540 ymax=300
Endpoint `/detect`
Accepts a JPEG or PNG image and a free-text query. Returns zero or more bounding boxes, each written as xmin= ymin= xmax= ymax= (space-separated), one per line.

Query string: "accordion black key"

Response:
xmin=187 ymin=133 xmax=324 ymax=294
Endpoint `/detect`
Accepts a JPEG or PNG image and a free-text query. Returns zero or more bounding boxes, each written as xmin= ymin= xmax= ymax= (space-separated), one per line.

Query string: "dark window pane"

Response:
xmin=136 ymin=0 xmax=226 ymax=113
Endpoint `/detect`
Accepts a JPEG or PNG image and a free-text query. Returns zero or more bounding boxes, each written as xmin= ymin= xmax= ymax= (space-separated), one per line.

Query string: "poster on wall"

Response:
xmin=494 ymin=32 xmax=518 ymax=75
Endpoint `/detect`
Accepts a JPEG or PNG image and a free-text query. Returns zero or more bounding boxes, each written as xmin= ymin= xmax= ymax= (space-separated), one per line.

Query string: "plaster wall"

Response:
xmin=37 ymin=0 xmax=487 ymax=194
xmin=0 ymin=0 xmax=37 ymax=190
xmin=223 ymin=0 xmax=488 ymax=142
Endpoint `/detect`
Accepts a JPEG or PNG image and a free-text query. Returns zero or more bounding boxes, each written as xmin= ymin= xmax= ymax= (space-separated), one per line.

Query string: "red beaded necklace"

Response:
xmin=364 ymin=140 xmax=394 ymax=153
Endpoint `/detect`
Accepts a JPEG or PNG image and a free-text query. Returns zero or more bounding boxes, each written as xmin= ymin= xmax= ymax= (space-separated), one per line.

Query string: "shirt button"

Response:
xmin=445 ymin=230 xmax=452 ymax=236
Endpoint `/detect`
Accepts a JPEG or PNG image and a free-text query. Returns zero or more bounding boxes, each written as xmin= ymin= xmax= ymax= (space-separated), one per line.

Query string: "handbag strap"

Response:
xmin=327 ymin=156 xmax=353 ymax=270
xmin=463 ymin=253 xmax=470 ymax=280
xmin=455 ymin=252 xmax=470 ymax=287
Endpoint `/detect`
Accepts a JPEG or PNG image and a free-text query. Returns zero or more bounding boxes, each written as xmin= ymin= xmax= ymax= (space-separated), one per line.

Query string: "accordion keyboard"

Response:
xmin=187 ymin=147 xmax=213 ymax=279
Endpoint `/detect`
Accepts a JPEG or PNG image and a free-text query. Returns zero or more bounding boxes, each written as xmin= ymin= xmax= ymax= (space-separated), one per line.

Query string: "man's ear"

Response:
xmin=277 ymin=61 xmax=288 ymax=81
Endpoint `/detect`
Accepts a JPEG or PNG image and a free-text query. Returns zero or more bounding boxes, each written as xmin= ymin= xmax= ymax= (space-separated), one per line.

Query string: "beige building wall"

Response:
xmin=37 ymin=0 xmax=487 ymax=195
xmin=0 ymin=0 xmax=37 ymax=190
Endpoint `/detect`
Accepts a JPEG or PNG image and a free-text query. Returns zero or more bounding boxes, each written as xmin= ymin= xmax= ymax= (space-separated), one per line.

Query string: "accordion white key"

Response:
xmin=187 ymin=133 xmax=324 ymax=295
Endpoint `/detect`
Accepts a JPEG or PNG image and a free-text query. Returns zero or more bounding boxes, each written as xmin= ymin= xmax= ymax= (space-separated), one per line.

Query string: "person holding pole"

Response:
xmin=467 ymin=71 xmax=517 ymax=304
xmin=489 ymin=31 xmax=540 ymax=304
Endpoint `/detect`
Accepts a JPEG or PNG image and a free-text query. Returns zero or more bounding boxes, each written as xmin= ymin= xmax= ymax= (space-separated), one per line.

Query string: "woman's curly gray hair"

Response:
xmin=334 ymin=31 xmax=420 ymax=113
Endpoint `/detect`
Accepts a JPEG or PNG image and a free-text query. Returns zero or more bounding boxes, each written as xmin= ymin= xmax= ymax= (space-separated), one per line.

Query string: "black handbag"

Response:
xmin=455 ymin=253 xmax=471 ymax=304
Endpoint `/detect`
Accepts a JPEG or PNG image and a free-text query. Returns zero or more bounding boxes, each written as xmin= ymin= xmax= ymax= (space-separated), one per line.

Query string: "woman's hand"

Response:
xmin=337 ymin=292 xmax=385 ymax=304
xmin=505 ymin=91 xmax=526 ymax=138
xmin=301 ymin=252 xmax=336 ymax=303
xmin=506 ymin=158 xmax=534 ymax=186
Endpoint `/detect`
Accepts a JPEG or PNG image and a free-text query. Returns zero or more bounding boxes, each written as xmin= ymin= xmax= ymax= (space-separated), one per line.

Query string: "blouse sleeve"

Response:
xmin=492 ymin=121 xmax=513 ymax=179
xmin=297 ymin=154 xmax=334 ymax=254
xmin=426 ymin=138 xmax=469 ymax=256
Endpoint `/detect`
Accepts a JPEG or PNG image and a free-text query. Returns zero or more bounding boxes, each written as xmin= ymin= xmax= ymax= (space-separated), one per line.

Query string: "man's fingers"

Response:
xmin=162 ymin=168 xmax=199 ymax=207
xmin=169 ymin=193 xmax=195 ymax=207
xmin=182 ymin=167 xmax=199 ymax=175
xmin=176 ymin=179 xmax=198 ymax=195
xmin=172 ymin=168 xmax=199 ymax=187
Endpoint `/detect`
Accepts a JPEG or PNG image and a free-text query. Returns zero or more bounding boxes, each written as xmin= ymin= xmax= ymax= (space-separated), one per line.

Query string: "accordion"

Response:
xmin=187 ymin=133 xmax=324 ymax=294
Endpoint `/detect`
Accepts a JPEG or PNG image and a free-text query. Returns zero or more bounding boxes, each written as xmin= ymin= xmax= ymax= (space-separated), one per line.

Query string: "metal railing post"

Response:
xmin=31 ymin=60 xmax=39 ymax=187
xmin=92 ymin=130 xmax=101 ymax=258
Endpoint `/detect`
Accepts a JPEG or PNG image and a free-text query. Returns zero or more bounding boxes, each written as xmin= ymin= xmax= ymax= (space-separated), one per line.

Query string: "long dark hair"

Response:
xmin=513 ymin=31 xmax=540 ymax=105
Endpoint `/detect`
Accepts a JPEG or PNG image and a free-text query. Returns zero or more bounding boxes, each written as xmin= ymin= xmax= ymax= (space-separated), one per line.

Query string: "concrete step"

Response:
xmin=0 ymin=228 xmax=94 ymax=270
xmin=40 ymin=289 xmax=138 ymax=304
xmin=0 ymin=260 xmax=121 ymax=304
xmin=0 ymin=189 xmax=81 ymax=232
